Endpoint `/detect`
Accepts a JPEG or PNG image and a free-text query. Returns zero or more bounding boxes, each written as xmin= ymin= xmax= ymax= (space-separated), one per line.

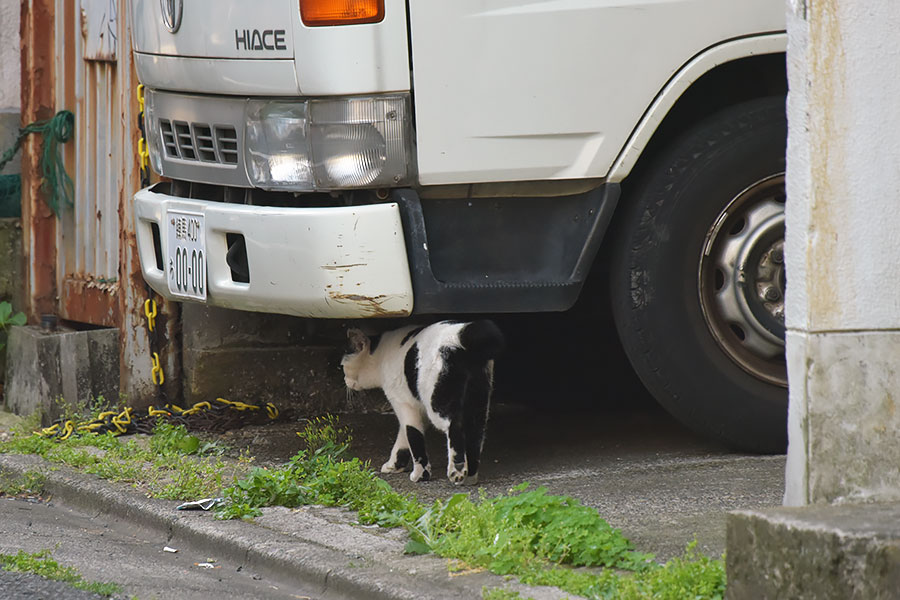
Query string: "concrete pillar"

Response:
xmin=784 ymin=0 xmax=900 ymax=505
xmin=1 ymin=0 xmax=22 ymax=201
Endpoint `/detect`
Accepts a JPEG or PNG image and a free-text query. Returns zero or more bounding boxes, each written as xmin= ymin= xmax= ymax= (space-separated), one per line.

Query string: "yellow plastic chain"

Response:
xmin=58 ymin=421 xmax=75 ymax=441
xmin=77 ymin=422 xmax=104 ymax=433
xmin=143 ymin=299 xmax=157 ymax=332
xmin=180 ymin=401 xmax=212 ymax=416
xmin=111 ymin=407 xmax=133 ymax=434
xmin=35 ymin=397 xmax=280 ymax=440
xmin=148 ymin=406 xmax=171 ymax=417
xmin=151 ymin=352 xmax=165 ymax=385
xmin=138 ymin=138 xmax=150 ymax=170
xmin=39 ymin=423 xmax=60 ymax=437
xmin=215 ymin=398 xmax=259 ymax=411
xmin=136 ymin=85 xmax=149 ymax=170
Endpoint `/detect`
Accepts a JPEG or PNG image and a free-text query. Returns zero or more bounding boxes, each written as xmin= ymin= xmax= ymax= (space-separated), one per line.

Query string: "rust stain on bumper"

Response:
xmin=327 ymin=292 xmax=407 ymax=317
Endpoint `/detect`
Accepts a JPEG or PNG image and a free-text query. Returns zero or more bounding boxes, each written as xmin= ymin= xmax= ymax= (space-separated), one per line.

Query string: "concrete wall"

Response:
xmin=0 ymin=1 xmax=19 ymax=111
xmin=0 ymin=218 xmax=23 ymax=307
xmin=0 ymin=218 xmax=24 ymax=382
xmin=0 ymin=0 xmax=20 ymax=174
xmin=182 ymin=306 xmax=388 ymax=417
xmin=0 ymin=1 xmax=21 ymax=384
xmin=785 ymin=0 xmax=900 ymax=505
xmin=4 ymin=325 xmax=120 ymax=425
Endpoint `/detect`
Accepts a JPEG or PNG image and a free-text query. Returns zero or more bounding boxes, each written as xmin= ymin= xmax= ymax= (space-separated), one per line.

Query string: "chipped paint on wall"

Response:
xmin=786 ymin=0 xmax=900 ymax=505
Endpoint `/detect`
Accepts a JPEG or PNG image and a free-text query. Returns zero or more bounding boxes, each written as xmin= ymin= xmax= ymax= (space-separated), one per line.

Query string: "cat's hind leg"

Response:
xmin=391 ymin=402 xmax=430 ymax=482
xmin=462 ymin=365 xmax=493 ymax=486
xmin=429 ymin=353 xmax=471 ymax=485
xmin=445 ymin=418 xmax=468 ymax=485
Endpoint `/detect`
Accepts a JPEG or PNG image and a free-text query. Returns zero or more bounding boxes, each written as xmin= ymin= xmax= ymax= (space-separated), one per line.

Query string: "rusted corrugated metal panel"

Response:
xmin=55 ymin=0 xmax=121 ymax=325
xmin=48 ymin=0 xmax=180 ymax=407
xmin=81 ymin=0 xmax=119 ymax=62
xmin=20 ymin=0 xmax=58 ymax=322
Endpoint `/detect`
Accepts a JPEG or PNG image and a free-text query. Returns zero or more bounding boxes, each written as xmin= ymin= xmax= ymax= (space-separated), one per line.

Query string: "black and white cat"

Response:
xmin=341 ymin=320 xmax=504 ymax=485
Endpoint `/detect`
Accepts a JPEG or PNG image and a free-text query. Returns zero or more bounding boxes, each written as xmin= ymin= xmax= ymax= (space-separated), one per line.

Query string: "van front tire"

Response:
xmin=610 ymin=96 xmax=788 ymax=454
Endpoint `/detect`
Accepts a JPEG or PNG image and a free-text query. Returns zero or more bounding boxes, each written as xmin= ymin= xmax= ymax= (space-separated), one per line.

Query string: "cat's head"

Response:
xmin=340 ymin=328 xmax=373 ymax=391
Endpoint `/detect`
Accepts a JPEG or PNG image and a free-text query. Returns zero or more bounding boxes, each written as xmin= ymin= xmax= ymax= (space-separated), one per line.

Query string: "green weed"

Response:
xmin=406 ymin=484 xmax=653 ymax=574
xmin=10 ymin=411 xmax=43 ymax=437
xmin=297 ymin=414 xmax=353 ymax=455
xmin=516 ymin=540 xmax=725 ymax=599
xmin=52 ymin=394 xmax=114 ymax=426
xmin=0 ymin=469 xmax=46 ymax=497
xmin=482 ymin=587 xmax=534 ymax=600
xmin=0 ymin=301 xmax=26 ymax=351
xmin=0 ymin=549 xmax=122 ymax=596
xmin=218 ymin=419 xmax=421 ymax=524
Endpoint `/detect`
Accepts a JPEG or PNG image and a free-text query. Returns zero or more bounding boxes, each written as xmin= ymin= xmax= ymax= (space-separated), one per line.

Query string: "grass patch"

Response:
xmin=482 ymin=588 xmax=532 ymax=600
xmin=0 ymin=420 xmax=243 ymax=501
xmin=0 ymin=549 xmax=122 ymax=596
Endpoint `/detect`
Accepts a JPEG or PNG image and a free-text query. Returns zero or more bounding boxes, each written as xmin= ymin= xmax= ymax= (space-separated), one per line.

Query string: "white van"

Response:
xmin=130 ymin=0 xmax=787 ymax=452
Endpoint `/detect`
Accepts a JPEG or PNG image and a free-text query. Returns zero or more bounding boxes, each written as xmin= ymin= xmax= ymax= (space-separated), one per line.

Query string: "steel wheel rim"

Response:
xmin=698 ymin=173 xmax=787 ymax=387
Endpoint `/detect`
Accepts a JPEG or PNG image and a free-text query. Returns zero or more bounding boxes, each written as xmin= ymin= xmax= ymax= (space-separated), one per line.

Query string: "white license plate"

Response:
xmin=166 ymin=210 xmax=207 ymax=301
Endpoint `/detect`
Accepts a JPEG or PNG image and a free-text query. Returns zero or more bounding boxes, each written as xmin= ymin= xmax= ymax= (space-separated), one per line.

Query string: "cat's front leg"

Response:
xmin=380 ymin=424 xmax=413 ymax=473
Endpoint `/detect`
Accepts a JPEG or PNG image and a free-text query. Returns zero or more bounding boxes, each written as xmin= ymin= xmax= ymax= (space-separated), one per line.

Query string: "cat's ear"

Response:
xmin=347 ymin=328 xmax=370 ymax=354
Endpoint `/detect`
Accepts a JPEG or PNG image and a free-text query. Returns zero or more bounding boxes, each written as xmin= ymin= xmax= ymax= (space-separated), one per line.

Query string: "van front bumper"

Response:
xmin=133 ymin=184 xmax=414 ymax=318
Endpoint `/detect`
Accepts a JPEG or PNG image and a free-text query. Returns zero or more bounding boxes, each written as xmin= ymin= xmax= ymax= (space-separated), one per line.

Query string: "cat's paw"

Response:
xmin=381 ymin=461 xmax=407 ymax=474
xmin=447 ymin=462 xmax=468 ymax=485
xmin=410 ymin=463 xmax=431 ymax=482
xmin=463 ymin=473 xmax=479 ymax=486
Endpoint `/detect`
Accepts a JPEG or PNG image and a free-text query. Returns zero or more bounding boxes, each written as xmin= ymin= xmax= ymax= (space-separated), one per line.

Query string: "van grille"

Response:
xmin=158 ymin=119 xmax=238 ymax=166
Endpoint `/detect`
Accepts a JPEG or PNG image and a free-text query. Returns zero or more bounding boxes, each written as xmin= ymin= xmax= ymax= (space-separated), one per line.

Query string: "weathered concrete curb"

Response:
xmin=726 ymin=504 xmax=900 ymax=600
xmin=0 ymin=453 xmax=567 ymax=600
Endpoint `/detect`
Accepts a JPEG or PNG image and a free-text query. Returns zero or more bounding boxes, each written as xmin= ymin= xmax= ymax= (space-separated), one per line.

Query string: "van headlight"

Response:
xmin=245 ymin=94 xmax=414 ymax=191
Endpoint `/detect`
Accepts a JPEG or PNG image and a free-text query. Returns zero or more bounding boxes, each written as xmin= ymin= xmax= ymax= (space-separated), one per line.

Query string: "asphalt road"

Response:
xmin=0 ymin=495 xmax=315 ymax=600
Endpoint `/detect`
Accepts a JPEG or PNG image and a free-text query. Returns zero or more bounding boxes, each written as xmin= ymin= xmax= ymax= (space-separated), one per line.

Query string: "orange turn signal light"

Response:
xmin=300 ymin=0 xmax=385 ymax=27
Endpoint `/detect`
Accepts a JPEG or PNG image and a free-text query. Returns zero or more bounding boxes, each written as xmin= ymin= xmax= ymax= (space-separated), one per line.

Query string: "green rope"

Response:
xmin=0 ymin=110 xmax=75 ymax=218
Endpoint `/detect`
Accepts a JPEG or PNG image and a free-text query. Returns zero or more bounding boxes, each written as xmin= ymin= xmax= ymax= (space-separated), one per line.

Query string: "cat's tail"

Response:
xmin=459 ymin=320 xmax=505 ymax=363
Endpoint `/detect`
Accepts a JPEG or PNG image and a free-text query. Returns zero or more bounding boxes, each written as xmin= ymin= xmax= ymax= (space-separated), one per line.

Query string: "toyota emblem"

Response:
xmin=160 ymin=0 xmax=183 ymax=33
